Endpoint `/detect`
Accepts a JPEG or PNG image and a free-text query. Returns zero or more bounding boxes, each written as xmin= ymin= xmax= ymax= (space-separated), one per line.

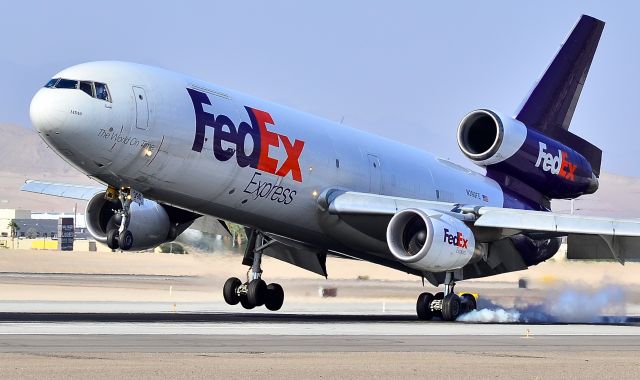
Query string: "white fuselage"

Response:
xmin=30 ymin=61 xmax=504 ymax=260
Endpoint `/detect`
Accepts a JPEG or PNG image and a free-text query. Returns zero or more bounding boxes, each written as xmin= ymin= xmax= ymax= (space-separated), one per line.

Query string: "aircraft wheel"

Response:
xmin=460 ymin=293 xmax=477 ymax=314
xmin=265 ymin=283 xmax=285 ymax=311
xmin=247 ymin=279 xmax=267 ymax=307
xmin=119 ymin=230 xmax=134 ymax=250
xmin=223 ymin=277 xmax=242 ymax=305
xmin=106 ymin=229 xmax=119 ymax=250
xmin=416 ymin=292 xmax=434 ymax=320
xmin=240 ymin=294 xmax=254 ymax=309
xmin=441 ymin=293 xmax=462 ymax=321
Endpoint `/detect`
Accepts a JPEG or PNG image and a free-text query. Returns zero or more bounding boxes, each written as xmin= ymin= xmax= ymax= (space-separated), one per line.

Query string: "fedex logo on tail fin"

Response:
xmin=443 ymin=228 xmax=468 ymax=249
xmin=534 ymin=142 xmax=576 ymax=181
xmin=187 ymin=88 xmax=305 ymax=182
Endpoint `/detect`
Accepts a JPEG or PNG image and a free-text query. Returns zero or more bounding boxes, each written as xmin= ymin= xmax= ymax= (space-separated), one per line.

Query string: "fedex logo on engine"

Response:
xmin=443 ymin=228 xmax=468 ymax=249
xmin=187 ymin=88 xmax=305 ymax=182
xmin=534 ymin=142 xmax=576 ymax=181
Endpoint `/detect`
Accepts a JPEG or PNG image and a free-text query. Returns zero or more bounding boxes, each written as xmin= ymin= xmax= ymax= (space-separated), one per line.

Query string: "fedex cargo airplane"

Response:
xmin=24 ymin=15 xmax=640 ymax=320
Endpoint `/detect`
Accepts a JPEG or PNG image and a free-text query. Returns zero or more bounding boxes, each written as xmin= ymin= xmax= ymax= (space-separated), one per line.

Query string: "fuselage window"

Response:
xmin=95 ymin=82 xmax=111 ymax=102
xmin=79 ymin=81 xmax=94 ymax=97
xmin=55 ymin=79 xmax=78 ymax=89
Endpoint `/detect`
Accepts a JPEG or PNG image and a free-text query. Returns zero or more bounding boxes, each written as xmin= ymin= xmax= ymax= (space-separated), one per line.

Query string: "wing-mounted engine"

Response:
xmin=386 ymin=208 xmax=485 ymax=272
xmin=457 ymin=109 xmax=599 ymax=199
xmin=85 ymin=192 xmax=198 ymax=250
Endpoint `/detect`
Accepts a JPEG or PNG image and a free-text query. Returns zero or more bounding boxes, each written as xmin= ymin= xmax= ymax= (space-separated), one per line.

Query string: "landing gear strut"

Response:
xmin=106 ymin=187 xmax=134 ymax=250
xmin=222 ymin=230 xmax=285 ymax=311
xmin=416 ymin=272 xmax=477 ymax=321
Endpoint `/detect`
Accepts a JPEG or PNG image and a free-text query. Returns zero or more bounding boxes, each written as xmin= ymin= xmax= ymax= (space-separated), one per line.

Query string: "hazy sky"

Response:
xmin=2 ymin=1 xmax=638 ymax=175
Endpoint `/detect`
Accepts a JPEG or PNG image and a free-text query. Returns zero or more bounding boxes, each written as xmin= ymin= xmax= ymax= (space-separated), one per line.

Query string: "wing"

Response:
xmin=21 ymin=180 xmax=104 ymax=201
xmin=320 ymin=189 xmax=640 ymax=264
xmin=472 ymin=207 xmax=640 ymax=264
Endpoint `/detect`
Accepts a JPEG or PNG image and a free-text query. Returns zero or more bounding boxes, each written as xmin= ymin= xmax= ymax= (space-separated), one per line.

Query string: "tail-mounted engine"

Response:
xmin=386 ymin=208 xmax=484 ymax=272
xmin=457 ymin=109 xmax=599 ymax=198
xmin=85 ymin=192 xmax=197 ymax=251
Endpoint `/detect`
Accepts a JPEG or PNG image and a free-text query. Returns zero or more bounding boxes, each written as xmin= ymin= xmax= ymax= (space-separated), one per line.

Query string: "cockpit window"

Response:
xmin=43 ymin=77 xmax=112 ymax=102
xmin=55 ymin=79 xmax=79 ymax=89
xmin=94 ymin=82 xmax=110 ymax=102
xmin=79 ymin=81 xmax=93 ymax=97
xmin=44 ymin=78 xmax=59 ymax=88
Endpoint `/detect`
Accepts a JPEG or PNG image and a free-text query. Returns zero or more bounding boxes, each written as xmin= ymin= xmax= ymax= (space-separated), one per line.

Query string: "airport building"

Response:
xmin=0 ymin=208 xmax=108 ymax=251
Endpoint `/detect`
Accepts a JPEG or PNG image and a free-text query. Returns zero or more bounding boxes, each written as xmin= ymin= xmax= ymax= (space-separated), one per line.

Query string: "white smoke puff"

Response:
xmin=456 ymin=283 xmax=628 ymax=324
xmin=457 ymin=308 xmax=520 ymax=323
xmin=542 ymin=284 xmax=627 ymax=323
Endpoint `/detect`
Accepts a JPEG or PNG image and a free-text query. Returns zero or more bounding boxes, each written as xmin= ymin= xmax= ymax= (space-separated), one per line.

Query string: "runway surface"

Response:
xmin=0 ymin=307 xmax=639 ymax=353
xmin=1 ymin=274 xmax=639 ymax=378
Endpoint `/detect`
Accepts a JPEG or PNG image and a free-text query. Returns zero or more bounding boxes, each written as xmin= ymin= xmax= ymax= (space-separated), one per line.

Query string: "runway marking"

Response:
xmin=0 ymin=321 xmax=639 ymax=336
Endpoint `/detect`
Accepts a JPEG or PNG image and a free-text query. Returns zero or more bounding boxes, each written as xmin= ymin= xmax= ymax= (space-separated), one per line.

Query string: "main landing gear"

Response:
xmin=416 ymin=272 xmax=477 ymax=321
xmin=223 ymin=230 xmax=285 ymax=311
xmin=106 ymin=187 xmax=134 ymax=251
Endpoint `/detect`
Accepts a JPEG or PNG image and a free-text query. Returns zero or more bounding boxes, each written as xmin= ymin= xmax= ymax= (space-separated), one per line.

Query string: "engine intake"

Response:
xmin=386 ymin=208 xmax=483 ymax=272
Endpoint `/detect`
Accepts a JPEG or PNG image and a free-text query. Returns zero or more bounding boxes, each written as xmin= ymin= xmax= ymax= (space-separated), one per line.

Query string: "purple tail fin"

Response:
xmin=515 ymin=15 xmax=604 ymax=176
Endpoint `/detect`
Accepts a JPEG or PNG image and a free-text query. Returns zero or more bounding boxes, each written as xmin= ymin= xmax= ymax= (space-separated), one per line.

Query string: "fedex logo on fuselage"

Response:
xmin=534 ymin=142 xmax=576 ymax=181
xmin=187 ymin=88 xmax=305 ymax=182
xmin=443 ymin=228 xmax=468 ymax=249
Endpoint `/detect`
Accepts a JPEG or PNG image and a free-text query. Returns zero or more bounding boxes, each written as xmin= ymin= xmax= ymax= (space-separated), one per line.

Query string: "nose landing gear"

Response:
xmin=416 ymin=272 xmax=477 ymax=321
xmin=222 ymin=230 xmax=285 ymax=311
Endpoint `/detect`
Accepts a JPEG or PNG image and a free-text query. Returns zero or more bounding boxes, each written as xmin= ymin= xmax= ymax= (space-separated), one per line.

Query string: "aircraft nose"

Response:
xmin=29 ymin=88 xmax=67 ymax=134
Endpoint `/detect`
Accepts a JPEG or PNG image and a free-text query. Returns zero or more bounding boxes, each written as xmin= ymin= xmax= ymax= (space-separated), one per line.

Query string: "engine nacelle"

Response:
xmin=457 ymin=109 xmax=528 ymax=166
xmin=86 ymin=192 xmax=174 ymax=250
xmin=386 ymin=208 xmax=483 ymax=272
xmin=457 ymin=109 xmax=598 ymax=198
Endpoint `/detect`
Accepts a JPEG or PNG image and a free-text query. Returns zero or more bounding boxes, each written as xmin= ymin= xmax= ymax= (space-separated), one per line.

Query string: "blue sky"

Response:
xmin=1 ymin=1 xmax=638 ymax=175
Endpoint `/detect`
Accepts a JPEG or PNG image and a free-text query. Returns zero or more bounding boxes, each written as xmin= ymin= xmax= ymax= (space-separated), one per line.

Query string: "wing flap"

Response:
xmin=567 ymin=234 xmax=640 ymax=264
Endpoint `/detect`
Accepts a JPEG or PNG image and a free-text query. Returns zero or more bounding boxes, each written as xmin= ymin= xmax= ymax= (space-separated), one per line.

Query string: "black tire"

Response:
xmin=416 ymin=292 xmax=434 ymax=320
xmin=265 ymin=283 xmax=285 ymax=311
xmin=106 ymin=229 xmax=119 ymax=250
xmin=460 ymin=293 xmax=477 ymax=314
xmin=223 ymin=277 xmax=242 ymax=305
xmin=239 ymin=294 xmax=254 ymax=309
xmin=119 ymin=230 xmax=133 ymax=250
xmin=441 ymin=293 xmax=462 ymax=321
xmin=247 ymin=279 xmax=267 ymax=307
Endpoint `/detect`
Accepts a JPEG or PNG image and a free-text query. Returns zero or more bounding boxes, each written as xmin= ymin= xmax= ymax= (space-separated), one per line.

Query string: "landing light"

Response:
xmin=143 ymin=148 xmax=153 ymax=157
xmin=312 ymin=190 xmax=318 ymax=198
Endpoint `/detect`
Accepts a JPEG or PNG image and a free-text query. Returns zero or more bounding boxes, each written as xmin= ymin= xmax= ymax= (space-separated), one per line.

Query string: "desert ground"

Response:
xmin=0 ymin=248 xmax=639 ymax=308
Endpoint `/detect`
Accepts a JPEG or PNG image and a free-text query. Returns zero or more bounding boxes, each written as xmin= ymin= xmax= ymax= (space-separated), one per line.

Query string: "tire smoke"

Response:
xmin=457 ymin=284 xmax=627 ymax=323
